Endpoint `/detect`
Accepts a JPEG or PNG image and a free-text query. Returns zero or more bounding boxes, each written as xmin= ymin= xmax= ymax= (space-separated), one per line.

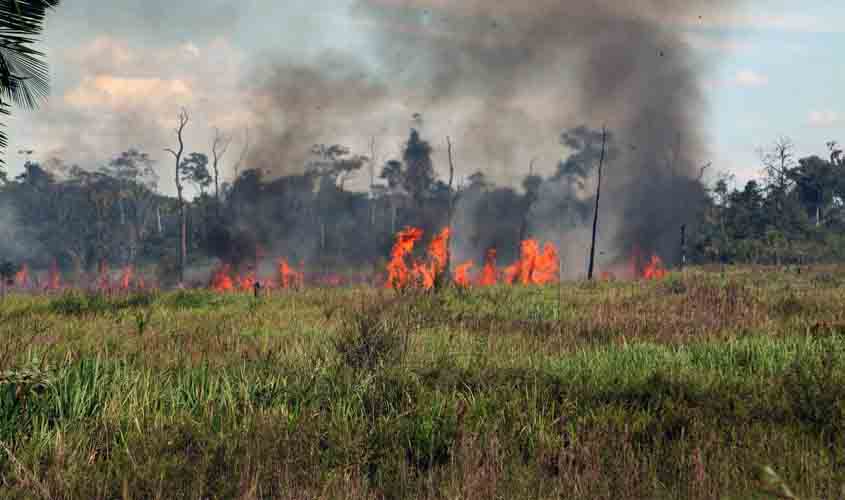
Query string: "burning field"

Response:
xmin=1 ymin=266 xmax=845 ymax=498
xmin=4 ymin=226 xmax=670 ymax=296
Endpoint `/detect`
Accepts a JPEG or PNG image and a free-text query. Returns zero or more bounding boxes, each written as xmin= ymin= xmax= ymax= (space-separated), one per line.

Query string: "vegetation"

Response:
xmin=0 ymin=0 xmax=60 ymax=167
xmin=1 ymin=266 xmax=845 ymax=498
xmin=4 ymin=126 xmax=845 ymax=282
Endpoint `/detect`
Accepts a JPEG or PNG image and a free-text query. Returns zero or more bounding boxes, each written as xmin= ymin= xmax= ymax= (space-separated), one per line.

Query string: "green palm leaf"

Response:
xmin=0 ymin=0 xmax=60 ymax=165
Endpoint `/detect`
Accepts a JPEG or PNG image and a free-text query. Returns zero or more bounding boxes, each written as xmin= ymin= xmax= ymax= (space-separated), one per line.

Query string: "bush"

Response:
xmin=335 ymin=303 xmax=405 ymax=371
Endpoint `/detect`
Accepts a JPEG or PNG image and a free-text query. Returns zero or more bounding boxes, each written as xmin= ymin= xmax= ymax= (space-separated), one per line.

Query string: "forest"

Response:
xmin=1 ymin=124 xmax=843 ymax=288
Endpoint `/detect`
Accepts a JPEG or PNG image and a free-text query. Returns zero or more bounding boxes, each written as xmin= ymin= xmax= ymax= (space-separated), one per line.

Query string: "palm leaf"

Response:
xmin=0 ymin=0 xmax=59 ymax=164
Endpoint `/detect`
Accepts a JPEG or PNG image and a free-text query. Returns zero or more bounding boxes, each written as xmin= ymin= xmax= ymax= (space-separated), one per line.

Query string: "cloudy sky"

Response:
xmin=5 ymin=0 xmax=845 ymax=194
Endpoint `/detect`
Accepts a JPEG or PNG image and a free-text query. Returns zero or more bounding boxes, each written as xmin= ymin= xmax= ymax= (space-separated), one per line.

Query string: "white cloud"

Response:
xmin=733 ymin=70 xmax=768 ymax=88
xmin=20 ymin=36 xmax=252 ymax=195
xmin=808 ymin=110 xmax=841 ymax=128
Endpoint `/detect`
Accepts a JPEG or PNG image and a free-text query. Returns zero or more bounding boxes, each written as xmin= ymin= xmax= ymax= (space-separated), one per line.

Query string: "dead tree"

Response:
xmin=230 ymin=126 xmax=251 ymax=218
xmin=231 ymin=126 xmax=250 ymax=180
xmin=586 ymin=127 xmax=608 ymax=281
xmin=164 ymin=108 xmax=189 ymax=284
xmin=211 ymin=127 xmax=232 ymax=218
xmin=437 ymin=136 xmax=459 ymax=290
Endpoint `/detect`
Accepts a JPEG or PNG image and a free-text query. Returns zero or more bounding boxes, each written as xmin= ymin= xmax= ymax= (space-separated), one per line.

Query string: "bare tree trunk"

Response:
xmin=156 ymin=205 xmax=163 ymax=235
xmin=118 ymin=198 xmax=126 ymax=225
xmin=587 ymin=127 xmax=608 ymax=281
xmin=165 ymin=108 xmax=190 ymax=284
xmin=440 ymin=136 xmax=457 ymax=289
xmin=212 ymin=128 xmax=231 ymax=219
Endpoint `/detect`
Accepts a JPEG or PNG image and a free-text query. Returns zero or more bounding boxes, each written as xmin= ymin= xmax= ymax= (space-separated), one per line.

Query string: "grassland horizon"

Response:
xmin=1 ymin=266 xmax=844 ymax=499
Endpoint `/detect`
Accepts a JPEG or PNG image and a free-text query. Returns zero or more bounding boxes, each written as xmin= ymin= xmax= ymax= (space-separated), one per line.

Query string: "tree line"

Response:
xmin=0 ymin=122 xmax=843 ymax=284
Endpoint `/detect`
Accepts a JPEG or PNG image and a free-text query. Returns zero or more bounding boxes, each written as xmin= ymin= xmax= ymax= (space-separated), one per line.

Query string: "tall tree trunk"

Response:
xmin=165 ymin=108 xmax=189 ymax=284
xmin=587 ymin=127 xmax=608 ymax=281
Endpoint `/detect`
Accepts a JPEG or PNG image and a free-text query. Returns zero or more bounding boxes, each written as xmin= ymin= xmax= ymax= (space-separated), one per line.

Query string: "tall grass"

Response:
xmin=0 ymin=266 xmax=844 ymax=498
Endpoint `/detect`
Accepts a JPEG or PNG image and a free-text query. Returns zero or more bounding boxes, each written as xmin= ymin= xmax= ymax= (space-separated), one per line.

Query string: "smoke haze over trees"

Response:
xmin=6 ymin=0 xmax=845 ymax=281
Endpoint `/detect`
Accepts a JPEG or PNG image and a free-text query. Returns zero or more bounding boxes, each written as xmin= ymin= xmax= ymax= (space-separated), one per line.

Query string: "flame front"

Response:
xmin=478 ymin=249 xmax=498 ymax=286
xmin=385 ymin=228 xmax=559 ymax=290
xmin=210 ymin=263 xmax=235 ymax=292
xmin=386 ymin=227 xmax=425 ymax=290
xmin=14 ymin=264 xmax=29 ymax=288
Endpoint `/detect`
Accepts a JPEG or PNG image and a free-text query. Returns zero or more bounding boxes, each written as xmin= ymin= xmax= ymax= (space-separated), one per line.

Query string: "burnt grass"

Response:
xmin=2 ymin=266 xmax=845 ymax=498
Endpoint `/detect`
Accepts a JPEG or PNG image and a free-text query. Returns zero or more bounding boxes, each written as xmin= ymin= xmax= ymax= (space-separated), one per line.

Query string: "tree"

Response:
xmin=760 ymin=137 xmax=796 ymax=191
xmin=181 ymin=152 xmax=212 ymax=198
xmin=0 ymin=0 xmax=60 ymax=167
xmin=402 ymin=128 xmax=435 ymax=208
xmin=308 ymin=144 xmax=367 ymax=191
xmin=100 ymin=149 xmax=158 ymax=263
xmin=211 ymin=128 xmax=231 ymax=214
xmin=789 ymin=155 xmax=836 ymax=227
xmin=164 ymin=108 xmax=189 ymax=283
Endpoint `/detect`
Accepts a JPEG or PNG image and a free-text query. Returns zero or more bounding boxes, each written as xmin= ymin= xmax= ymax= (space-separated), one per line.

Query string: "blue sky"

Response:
xmin=695 ymin=0 xmax=845 ymax=186
xmin=6 ymin=0 xmax=845 ymax=193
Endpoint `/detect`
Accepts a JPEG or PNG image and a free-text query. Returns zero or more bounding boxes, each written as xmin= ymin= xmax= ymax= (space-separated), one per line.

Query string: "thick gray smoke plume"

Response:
xmin=246 ymin=0 xmax=738 ymax=272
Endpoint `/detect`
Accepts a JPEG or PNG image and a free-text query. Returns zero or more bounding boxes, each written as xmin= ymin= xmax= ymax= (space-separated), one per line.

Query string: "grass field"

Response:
xmin=1 ymin=266 xmax=845 ymax=499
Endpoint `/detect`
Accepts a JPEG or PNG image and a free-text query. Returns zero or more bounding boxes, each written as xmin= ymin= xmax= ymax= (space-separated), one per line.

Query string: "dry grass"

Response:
xmin=0 ymin=266 xmax=844 ymax=498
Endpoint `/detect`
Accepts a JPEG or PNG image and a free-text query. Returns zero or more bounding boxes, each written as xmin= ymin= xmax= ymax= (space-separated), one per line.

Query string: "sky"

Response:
xmin=5 ymin=0 xmax=845 ymax=195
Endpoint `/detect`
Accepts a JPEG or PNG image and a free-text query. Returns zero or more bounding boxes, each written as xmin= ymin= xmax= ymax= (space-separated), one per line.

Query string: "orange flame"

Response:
xmin=428 ymin=227 xmax=450 ymax=277
xmin=239 ymin=269 xmax=257 ymax=292
xmin=119 ymin=266 xmax=133 ymax=290
xmin=210 ymin=263 xmax=235 ymax=292
xmin=629 ymin=244 xmax=668 ymax=280
xmin=478 ymin=249 xmax=497 ymax=286
xmin=642 ymin=254 xmax=667 ymax=280
xmin=47 ymin=259 xmax=61 ymax=290
xmin=504 ymin=240 xmax=559 ymax=285
xmin=454 ymin=261 xmax=473 ymax=288
xmin=386 ymin=227 xmax=425 ymax=289
xmin=14 ymin=264 xmax=29 ymax=288
xmin=277 ymin=258 xmax=303 ymax=289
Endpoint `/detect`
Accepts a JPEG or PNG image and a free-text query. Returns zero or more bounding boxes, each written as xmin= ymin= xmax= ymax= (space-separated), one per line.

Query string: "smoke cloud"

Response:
xmin=244 ymin=0 xmax=738 ymax=271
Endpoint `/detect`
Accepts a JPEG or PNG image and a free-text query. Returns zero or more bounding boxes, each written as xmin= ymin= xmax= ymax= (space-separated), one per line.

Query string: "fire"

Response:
xmin=277 ymin=258 xmax=303 ymax=289
xmin=119 ymin=266 xmax=134 ymax=290
xmin=210 ymin=263 xmax=235 ymax=292
xmin=385 ymin=227 xmax=455 ymax=290
xmin=385 ymin=227 xmax=560 ymax=290
xmin=478 ymin=249 xmax=498 ymax=286
xmin=454 ymin=261 xmax=473 ymax=288
xmin=628 ymin=245 xmax=668 ymax=280
xmin=642 ymin=254 xmax=667 ymax=280
xmin=47 ymin=259 xmax=61 ymax=290
xmin=14 ymin=264 xmax=29 ymax=288
xmin=428 ymin=227 xmax=450 ymax=277
xmin=386 ymin=227 xmax=425 ymax=290
xmin=504 ymin=240 xmax=559 ymax=286
xmin=238 ymin=268 xmax=257 ymax=292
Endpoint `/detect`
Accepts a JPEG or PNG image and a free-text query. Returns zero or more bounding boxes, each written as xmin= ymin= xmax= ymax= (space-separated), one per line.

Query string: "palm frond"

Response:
xmin=0 ymin=0 xmax=59 ymax=165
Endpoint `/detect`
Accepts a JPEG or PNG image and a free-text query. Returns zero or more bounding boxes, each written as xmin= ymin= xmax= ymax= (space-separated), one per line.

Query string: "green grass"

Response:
xmin=1 ymin=266 xmax=845 ymax=498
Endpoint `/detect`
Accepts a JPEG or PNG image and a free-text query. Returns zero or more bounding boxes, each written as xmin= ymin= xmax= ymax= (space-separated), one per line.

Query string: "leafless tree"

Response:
xmin=587 ymin=127 xmax=608 ymax=281
xmin=759 ymin=137 xmax=796 ymax=196
xmin=211 ymin=127 xmax=232 ymax=216
xmin=231 ymin=126 xmax=250 ymax=180
xmin=164 ymin=108 xmax=189 ymax=283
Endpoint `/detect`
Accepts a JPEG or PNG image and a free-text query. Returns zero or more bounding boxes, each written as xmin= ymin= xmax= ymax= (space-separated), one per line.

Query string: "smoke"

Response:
xmin=239 ymin=0 xmax=739 ymax=270
xmin=247 ymin=52 xmax=391 ymax=177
